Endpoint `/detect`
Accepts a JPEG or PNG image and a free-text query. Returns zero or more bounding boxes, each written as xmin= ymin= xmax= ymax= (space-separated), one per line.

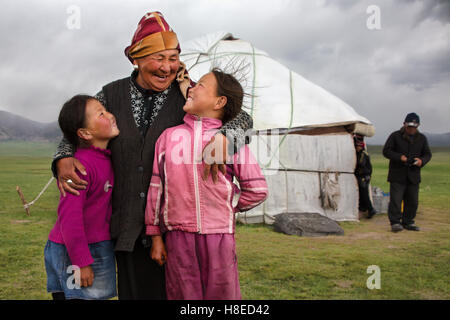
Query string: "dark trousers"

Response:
xmin=388 ymin=182 xmax=419 ymax=226
xmin=357 ymin=178 xmax=375 ymax=212
xmin=115 ymin=237 xmax=166 ymax=300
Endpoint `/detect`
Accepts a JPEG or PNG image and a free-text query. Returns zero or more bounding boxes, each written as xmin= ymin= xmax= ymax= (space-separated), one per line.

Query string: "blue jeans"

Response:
xmin=44 ymin=240 xmax=117 ymax=300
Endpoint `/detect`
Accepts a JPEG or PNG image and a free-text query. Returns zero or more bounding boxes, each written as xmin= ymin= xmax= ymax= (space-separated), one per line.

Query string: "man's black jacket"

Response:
xmin=382 ymin=127 xmax=432 ymax=184
xmin=355 ymin=150 xmax=373 ymax=178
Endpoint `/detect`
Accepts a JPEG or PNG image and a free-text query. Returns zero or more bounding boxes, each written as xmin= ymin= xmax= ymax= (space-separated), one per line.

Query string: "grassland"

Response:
xmin=0 ymin=141 xmax=449 ymax=299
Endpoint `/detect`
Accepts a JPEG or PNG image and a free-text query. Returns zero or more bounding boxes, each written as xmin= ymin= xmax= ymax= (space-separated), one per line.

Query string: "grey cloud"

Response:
xmin=382 ymin=48 xmax=450 ymax=90
xmin=0 ymin=0 xmax=448 ymax=144
xmin=404 ymin=0 xmax=450 ymax=25
xmin=322 ymin=0 xmax=359 ymax=10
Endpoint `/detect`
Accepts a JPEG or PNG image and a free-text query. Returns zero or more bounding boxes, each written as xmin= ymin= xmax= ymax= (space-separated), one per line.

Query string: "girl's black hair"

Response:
xmin=210 ymin=68 xmax=244 ymax=124
xmin=58 ymin=94 xmax=96 ymax=147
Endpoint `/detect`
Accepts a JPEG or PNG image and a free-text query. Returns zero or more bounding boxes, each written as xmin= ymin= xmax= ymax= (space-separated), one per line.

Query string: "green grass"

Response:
xmin=0 ymin=142 xmax=60 ymax=299
xmin=0 ymin=141 xmax=449 ymax=299
xmin=0 ymin=140 xmax=58 ymax=157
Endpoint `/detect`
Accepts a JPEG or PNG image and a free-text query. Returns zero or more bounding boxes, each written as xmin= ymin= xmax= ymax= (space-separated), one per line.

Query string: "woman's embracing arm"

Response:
xmin=52 ymin=137 xmax=75 ymax=175
xmin=219 ymin=109 xmax=253 ymax=155
xmin=202 ymin=110 xmax=253 ymax=182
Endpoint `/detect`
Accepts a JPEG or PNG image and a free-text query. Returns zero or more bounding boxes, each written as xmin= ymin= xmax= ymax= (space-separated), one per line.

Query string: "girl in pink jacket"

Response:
xmin=145 ymin=68 xmax=268 ymax=300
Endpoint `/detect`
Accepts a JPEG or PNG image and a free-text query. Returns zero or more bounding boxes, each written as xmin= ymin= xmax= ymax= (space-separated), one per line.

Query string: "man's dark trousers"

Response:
xmin=357 ymin=178 xmax=375 ymax=213
xmin=388 ymin=182 xmax=419 ymax=226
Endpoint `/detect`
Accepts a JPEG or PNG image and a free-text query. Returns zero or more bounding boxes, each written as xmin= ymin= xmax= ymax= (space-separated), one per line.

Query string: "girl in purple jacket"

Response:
xmin=44 ymin=95 xmax=119 ymax=300
xmin=145 ymin=69 xmax=268 ymax=300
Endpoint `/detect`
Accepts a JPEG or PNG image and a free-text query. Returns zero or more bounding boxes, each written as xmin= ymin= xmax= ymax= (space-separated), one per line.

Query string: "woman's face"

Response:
xmin=134 ymin=49 xmax=180 ymax=92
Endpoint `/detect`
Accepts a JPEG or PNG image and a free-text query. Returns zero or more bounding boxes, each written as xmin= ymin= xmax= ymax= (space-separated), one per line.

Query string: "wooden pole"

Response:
xmin=16 ymin=186 xmax=30 ymax=216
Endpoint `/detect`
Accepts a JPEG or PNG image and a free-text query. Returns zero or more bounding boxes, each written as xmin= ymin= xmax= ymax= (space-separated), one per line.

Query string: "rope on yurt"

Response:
xmin=250 ymin=43 xmax=257 ymax=118
xmin=263 ymin=168 xmax=354 ymax=174
xmin=262 ymin=70 xmax=294 ymax=169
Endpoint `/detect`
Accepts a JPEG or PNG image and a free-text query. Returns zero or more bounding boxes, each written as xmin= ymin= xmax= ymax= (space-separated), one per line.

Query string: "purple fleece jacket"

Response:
xmin=48 ymin=145 xmax=114 ymax=268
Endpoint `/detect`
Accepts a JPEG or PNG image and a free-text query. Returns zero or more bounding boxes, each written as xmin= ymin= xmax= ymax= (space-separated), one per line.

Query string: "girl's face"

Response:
xmin=183 ymin=72 xmax=222 ymax=116
xmin=82 ymin=99 xmax=119 ymax=142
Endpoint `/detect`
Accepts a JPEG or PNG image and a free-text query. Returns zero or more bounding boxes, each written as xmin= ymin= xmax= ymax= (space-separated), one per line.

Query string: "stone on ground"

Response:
xmin=273 ymin=212 xmax=344 ymax=237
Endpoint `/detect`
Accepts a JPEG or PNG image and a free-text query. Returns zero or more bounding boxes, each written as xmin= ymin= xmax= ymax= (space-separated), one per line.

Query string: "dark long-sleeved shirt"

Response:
xmin=382 ymin=127 xmax=432 ymax=184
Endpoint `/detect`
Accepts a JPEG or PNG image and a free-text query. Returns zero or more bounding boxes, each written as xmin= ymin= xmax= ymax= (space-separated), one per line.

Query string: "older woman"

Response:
xmin=52 ymin=12 xmax=253 ymax=299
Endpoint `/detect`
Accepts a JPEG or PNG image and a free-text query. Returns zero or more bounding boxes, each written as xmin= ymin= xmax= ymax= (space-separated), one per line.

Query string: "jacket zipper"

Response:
xmin=193 ymin=117 xmax=202 ymax=233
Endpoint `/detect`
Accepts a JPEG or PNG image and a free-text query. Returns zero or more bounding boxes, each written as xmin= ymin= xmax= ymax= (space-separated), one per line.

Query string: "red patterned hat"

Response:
xmin=124 ymin=11 xmax=180 ymax=63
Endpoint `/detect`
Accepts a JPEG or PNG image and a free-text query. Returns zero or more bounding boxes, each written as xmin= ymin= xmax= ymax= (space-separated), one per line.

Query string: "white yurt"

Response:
xmin=180 ymin=31 xmax=375 ymax=223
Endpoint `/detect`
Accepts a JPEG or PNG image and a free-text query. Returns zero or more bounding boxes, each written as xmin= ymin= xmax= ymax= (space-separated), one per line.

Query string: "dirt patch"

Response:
xmin=10 ymin=220 xmax=32 ymax=224
xmin=413 ymin=290 xmax=447 ymax=300
xmin=372 ymin=215 xmax=389 ymax=226
xmin=347 ymin=231 xmax=386 ymax=240
xmin=334 ymin=280 xmax=354 ymax=289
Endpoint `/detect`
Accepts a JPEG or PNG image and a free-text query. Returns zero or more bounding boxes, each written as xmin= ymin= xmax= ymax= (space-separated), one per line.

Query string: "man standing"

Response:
xmin=354 ymin=134 xmax=377 ymax=219
xmin=383 ymin=113 xmax=432 ymax=232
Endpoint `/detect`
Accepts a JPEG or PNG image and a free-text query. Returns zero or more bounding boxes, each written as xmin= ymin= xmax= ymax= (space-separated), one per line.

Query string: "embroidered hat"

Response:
xmin=124 ymin=11 xmax=180 ymax=63
xmin=404 ymin=112 xmax=420 ymax=127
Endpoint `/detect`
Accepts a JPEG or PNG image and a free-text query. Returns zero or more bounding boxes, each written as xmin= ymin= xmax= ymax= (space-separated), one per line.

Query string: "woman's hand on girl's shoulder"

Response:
xmin=56 ymin=157 xmax=88 ymax=197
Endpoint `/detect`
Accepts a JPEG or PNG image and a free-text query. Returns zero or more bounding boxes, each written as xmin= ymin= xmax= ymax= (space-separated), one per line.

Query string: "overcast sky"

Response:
xmin=0 ymin=0 xmax=448 ymax=143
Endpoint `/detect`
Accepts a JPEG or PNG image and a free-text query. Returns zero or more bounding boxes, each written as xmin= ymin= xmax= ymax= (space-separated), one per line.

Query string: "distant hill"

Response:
xmin=0 ymin=110 xmax=61 ymax=142
xmin=423 ymin=132 xmax=450 ymax=147
xmin=1 ymin=109 xmax=449 ymax=146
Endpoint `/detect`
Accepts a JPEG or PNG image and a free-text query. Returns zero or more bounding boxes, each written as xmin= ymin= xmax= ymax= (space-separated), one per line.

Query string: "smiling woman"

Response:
xmin=125 ymin=11 xmax=181 ymax=93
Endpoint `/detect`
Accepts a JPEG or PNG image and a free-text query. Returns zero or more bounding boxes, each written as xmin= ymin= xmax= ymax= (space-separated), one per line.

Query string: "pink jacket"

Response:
xmin=145 ymin=113 xmax=268 ymax=236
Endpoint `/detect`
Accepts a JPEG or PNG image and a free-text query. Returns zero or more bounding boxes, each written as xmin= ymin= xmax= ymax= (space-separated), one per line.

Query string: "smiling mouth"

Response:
xmin=154 ymin=74 xmax=169 ymax=80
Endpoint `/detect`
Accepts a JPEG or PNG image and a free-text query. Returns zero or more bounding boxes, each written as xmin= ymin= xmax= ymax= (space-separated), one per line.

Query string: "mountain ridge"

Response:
xmin=0 ymin=110 xmax=61 ymax=142
xmin=0 ymin=109 xmax=449 ymax=146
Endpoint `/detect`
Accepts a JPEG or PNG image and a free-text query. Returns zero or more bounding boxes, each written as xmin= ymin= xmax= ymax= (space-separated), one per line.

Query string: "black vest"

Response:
xmin=103 ymin=77 xmax=186 ymax=251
